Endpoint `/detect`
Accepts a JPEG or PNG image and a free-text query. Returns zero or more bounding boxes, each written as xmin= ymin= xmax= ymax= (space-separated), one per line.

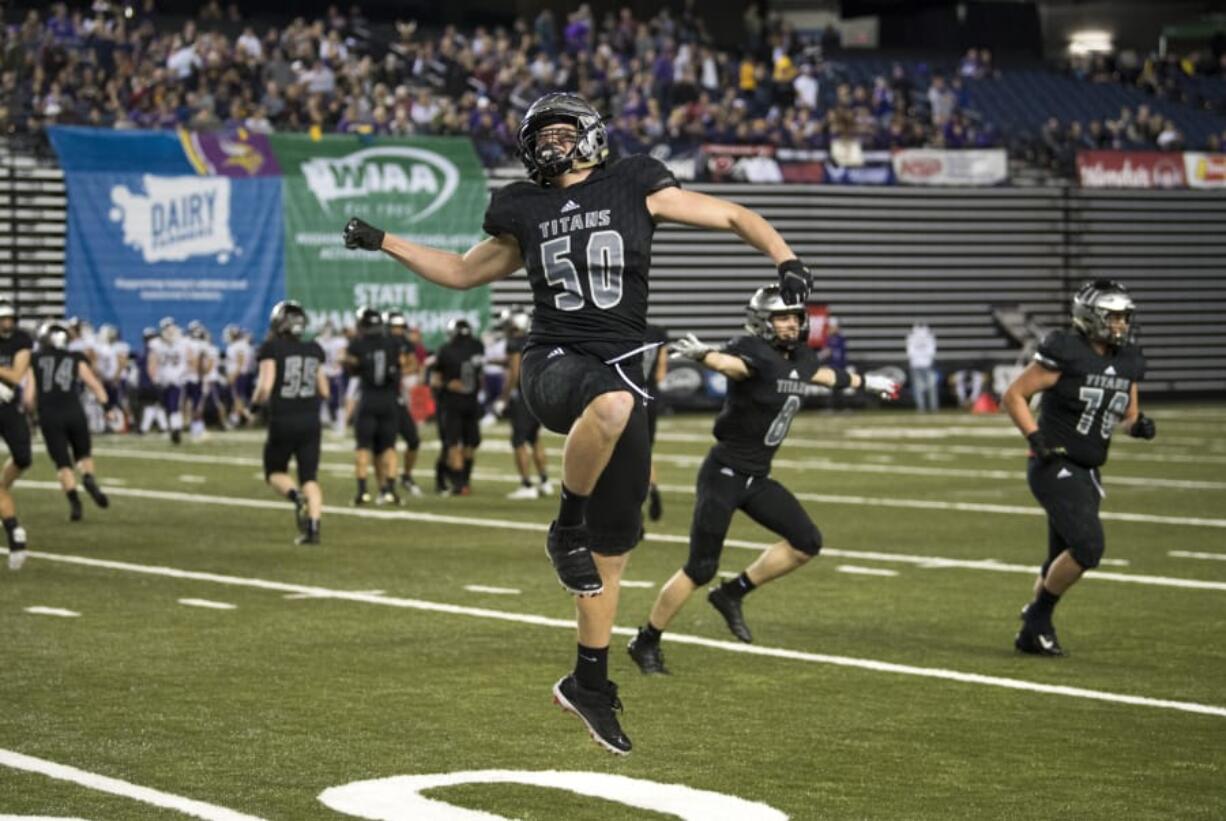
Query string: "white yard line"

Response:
xmin=0 ymin=748 xmax=265 ymax=821
xmin=24 ymin=606 xmax=80 ymax=618
xmin=14 ymin=481 xmax=1226 ymax=590
xmin=836 ymin=565 xmax=899 ymax=577
xmin=1169 ymin=550 xmax=1226 ymax=562
xmin=462 ymin=585 xmax=521 ymax=595
xmin=178 ymin=598 xmax=237 ymax=610
xmin=5 ymin=549 xmax=1225 ymax=720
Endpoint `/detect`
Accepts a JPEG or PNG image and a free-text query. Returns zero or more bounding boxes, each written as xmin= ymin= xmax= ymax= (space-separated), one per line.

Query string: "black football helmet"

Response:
xmin=269 ymin=300 xmax=308 ymax=338
xmin=356 ymin=305 xmax=384 ymax=335
xmin=1072 ymin=279 xmax=1135 ymax=346
xmin=446 ymin=317 xmax=472 ymax=340
xmin=517 ymin=93 xmax=609 ymax=183
xmin=745 ymin=285 xmax=809 ymax=350
xmin=384 ymin=309 xmax=408 ymax=333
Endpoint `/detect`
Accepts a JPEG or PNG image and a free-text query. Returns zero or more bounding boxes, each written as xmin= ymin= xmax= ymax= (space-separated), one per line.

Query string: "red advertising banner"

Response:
xmin=1077 ymin=151 xmax=1187 ymax=189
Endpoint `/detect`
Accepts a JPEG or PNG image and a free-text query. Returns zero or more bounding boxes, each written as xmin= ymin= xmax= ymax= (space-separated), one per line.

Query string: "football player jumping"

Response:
xmin=343 ymin=92 xmax=813 ymax=755
xmin=1001 ymin=279 xmax=1155 ymax=656
xmin=627 ymin=286 xmax=900 ymax=674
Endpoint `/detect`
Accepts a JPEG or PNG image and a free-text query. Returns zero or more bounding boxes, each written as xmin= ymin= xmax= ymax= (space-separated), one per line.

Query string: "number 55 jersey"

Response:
xmin=1033 ymin=329 xmax=1146 ymax=468
xmin=257 ymin=336 xmax=326 ymax=421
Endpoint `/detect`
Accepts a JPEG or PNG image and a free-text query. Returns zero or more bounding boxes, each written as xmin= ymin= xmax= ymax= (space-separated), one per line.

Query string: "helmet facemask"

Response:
xmin=518 ymin=94 xmax=609 ymax=183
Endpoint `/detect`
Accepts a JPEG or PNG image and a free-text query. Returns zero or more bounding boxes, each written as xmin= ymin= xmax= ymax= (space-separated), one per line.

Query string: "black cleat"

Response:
xmin=295 ymin=532 xmax=320 ymax=546
xmin=68 ymin=496 xmax=83 ymax=522
xmin=708 ymin=586 xmax=753 ymax=643
xmin=352 ymin=491 xmax=372 ymax=507
xmin=627 ymin=630 xmax=670 ymax=675
xmin=648 ymin=485 xmax=662 ymax=522
xmin=170 ymin=429 xmax=181 ymax=445
xmin=86 ymin=486 xmax=109 ymax=509
xmin=293 ymin=496 xmax=308 ymax=536
xmin=545 ymin=522 xmax=603 ymax=596
xmin=552 ymin=674 xmax=632 ymax=755
xmin=1014 ymin=604 xmax=1065 ymax=657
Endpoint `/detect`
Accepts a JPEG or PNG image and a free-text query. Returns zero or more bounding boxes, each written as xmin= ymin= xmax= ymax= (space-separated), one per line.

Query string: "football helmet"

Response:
xmin=222 ymin=324 xmax=242 ymax=344
xmin=142 ymin=326 xmax=158 ymax=343
xmin=98 ymin=323 xmax=118 ymax=343
xmin=517 ymin=93 xmax=609 ymax=183
xmin=384 ymin=309 xmax=408 ymax=332
xmin=269 ymin=300 xmax=308 ymax=338
xmin=745 ymin=285 xmax=809 ymax=350
xmin=446 ymin=317 xmax=473 ymax=340
xmin=1072 ymin=279 xmax=1135 ymax=346
xmin=0 ymin=299 xmax=15 ymax=338
xmin=38 ymin=321 xmax=70 ymax=350
xmin=356 ymin=305 xmax=383 ymax=334
xmin=506 ymin=309 xmax=531 ymax=335
xmin=187 ymin=319 xmax=207 ymax=340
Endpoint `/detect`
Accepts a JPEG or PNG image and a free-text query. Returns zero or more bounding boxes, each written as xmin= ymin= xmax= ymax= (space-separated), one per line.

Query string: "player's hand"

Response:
xmin=862 ymin=373 xmax=901 ymax=400
xmin=0 ymin=382 xmax=12 ymax=403
xmin=777 ymin=258 xmax=812 ymax=304
xmin=1129 ymin=413 xmax=1156 ymax=440
xmin=669 ymin=333 xmax=715 ymax=362
xmin=1027 ymin=430 xmax=1065 ymax=464
xmin=343 ymin=217 xmax=385 ymax=251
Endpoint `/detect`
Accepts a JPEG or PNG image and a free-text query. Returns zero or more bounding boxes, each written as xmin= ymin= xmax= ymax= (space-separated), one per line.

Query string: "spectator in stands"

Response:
xmin=906 ymin=322 xmax=938 ymax=413
xmin=927 ymin=74 xmax=956 ymax=126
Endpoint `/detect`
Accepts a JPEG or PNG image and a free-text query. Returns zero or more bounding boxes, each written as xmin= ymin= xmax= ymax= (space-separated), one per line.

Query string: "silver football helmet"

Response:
xmin=517 ymin=93 xmax=609 ymax=183
xmin=745 ymin=285 xmax=809 ymax=349
xmin=1072 ymin=279 xmax=1135 ymax=346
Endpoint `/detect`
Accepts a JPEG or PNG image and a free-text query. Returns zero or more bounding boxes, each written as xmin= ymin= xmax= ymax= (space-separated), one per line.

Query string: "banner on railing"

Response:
xmin=1077 ymin=150 xmax=1187 ymax=189
xmin=1182 ymin=152 xmax=1226 ymax=189
xmin=892 ymin=148 xmax=1008 ymax=186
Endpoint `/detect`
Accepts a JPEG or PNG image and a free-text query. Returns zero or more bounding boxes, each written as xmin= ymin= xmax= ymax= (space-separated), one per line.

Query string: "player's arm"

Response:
xmin=669 ymin=333 xmax=751 ymax=381
xmin=316 ymin=363 xmax=330 ymax=401
xmin=653 ymin=346 xmax=668 ymax=385
xmin=345 ymin=217 xmax=523 ymax=290
xmin=1002 ymin=362 xmax=1061 ymax=437
xmin=647 ymin=187 xmax=795 ymax=264
xmin=251 ymin=358 xmax=276 ymax=404
xmin=77 ymin=360 xmax=108 ymax=404
xmin=1120 ymin=382 xmax=1156 ymax=439
xmin=20 ymin=369 xmax=36 ymax=412
xmin=0 ymin=349 xmax=31 ymax=385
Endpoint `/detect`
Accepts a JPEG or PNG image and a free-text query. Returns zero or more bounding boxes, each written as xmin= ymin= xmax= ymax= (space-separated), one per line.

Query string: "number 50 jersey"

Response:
xmin=1034 ymin=329 xmax=1146 ymax=468
xmin=483 ymin=154 xmax=680 ymax=348
xmin=257 ymin=336 xmax=325 ymax=420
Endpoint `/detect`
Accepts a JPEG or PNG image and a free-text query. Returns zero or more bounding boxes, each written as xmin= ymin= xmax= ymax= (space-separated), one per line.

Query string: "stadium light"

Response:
xmin=1068 ymin=30 xmax=1113 ymax=55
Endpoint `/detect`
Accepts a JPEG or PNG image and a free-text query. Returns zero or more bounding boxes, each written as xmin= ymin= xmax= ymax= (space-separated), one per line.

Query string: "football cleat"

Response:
xmin=507 ymin=484 xmax=540 ymax=500
xmin=68 ymin=495 xmax=83 ymax=522
xmin=170 ymin=429 xmax=181 ymax=445
xmin=352 ymin=491 xmax=373 ymax=507
xmin=708 ymin=586 xmax=753 ymax=643
xmin=647 ymin=486 xmax=662 ymax=522
xmin=293 ymin=495 xmax=308 ymax=535
xmin=7 ymin=549 xmax=26 ymax=571
xmin=538 ymin=479 xmax=555 ymax=496
xmin=295 ymin=532 xmax=320 ymax=547
xmin=1015 ymin=604 xmax=1065 ymax=657
xmin=552 ymin=674 xmax=632 ymax=755
xmin=451 ymin=485 xmax=471 ymax=497
xmin=627 ymin=631 xmax=670 ymax=675
xmin=376 ymin=490 xmax=400 ymax=506
xmin=86 ymin=485 xmax=109 ymax=509
xmin=400 ymin=476 xmax=423 ymax=497
xmin=545 ymin=522 xmax=603 ymax=596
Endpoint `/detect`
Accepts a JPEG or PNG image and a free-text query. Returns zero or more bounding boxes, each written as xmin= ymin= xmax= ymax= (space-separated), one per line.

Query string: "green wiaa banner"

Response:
xmin=271 ymin=134 xmax=490 ymax=346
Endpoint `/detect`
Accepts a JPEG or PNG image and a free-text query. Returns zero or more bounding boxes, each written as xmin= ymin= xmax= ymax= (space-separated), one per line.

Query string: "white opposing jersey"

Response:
xmin=201 ymin=343 xmax=222 ymax=383
xmin=321 ymin=335 xmax=348 ymax=377
xmin=151 ymin=337 xmax=191 ymax=385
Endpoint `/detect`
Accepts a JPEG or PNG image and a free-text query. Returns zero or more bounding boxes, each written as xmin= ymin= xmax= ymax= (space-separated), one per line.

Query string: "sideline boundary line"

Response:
xmin=15 ymin=481 xmax=1226 ymax=591
xmin=9 ymin=548 xmax=1226 ymax=720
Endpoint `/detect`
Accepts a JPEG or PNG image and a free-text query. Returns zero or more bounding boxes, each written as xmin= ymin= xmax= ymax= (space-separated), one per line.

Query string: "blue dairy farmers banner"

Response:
xmin=52 ymin=128 xmax=285 ymax=345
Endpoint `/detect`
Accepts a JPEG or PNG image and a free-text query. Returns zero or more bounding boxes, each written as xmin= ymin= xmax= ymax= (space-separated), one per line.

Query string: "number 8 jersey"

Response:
xmin=1034 ymin=329 xmax=1146 ymax=468
xmin=482 ymin=154 xmax=679 ymax=348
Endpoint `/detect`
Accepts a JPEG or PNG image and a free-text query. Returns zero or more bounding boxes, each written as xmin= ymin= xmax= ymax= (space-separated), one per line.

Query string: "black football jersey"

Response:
xmin=257 ymin=337 xmax=325 ymax=419
xmin=711 ymin=335 xmax=822 ymax=476
xmin=33 ymin=348 xmax=85 ymax=412
xmin=1034 ymin=329 xmax=1146 ymax=468
xmin=483 ymin=154 xmax=680 ymax=350
xmin=435 ymin=335 xmax=485 ymax=396
xmin=0 ymin=329 xmax=33 ymax=386
xmin=348 ymin=333 xmax=402 ymax=407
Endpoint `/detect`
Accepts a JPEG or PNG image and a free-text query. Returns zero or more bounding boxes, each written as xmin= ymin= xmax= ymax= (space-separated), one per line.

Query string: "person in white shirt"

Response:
xmin=793 ymin=63 xmax=819 ymax=110
xmin=148 ymin=317 xmax=191 ymax=443
xmin=185 ymin=321 xmax=208 ymax=439
xmin=93 ymin=324 xmax=130 ymax=431
xmin=906 ymin=322 xmax=939 ymax=412
xmin=223 ymin=325 xmax=255 ymax=427
xmin=317 ymin=322 xmax=350 ymax=430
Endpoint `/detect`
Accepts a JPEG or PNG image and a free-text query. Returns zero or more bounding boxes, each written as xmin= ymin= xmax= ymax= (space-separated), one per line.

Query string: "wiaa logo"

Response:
xmin=301 ymin=146 xmax=459 ymax=222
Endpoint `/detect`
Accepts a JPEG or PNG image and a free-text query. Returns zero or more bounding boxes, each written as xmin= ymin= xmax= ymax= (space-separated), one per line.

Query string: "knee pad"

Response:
xmin=683 ymin=557 xmax=719 ymax=587
xmin=792 ymin=525 xmax=823 ymax=557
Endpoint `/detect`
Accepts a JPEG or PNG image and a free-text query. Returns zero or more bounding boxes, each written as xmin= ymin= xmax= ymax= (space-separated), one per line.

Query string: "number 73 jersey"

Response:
xmin=482 ymin=155 xmax=680 ymax=347
xmin=1034 ymin=329 xmax=1146 ymax=468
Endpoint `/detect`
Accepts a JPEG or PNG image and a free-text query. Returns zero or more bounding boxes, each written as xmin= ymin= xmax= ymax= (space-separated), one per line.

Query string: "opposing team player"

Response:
xmin=345 ymin=306 xmax=402 ymax=505
xmin=148 ymin=317 xmax=192 ymax=444
xmin=252 ymin=301 xmax=329 ymax=545
xmin=0 ymin=300 xmax=32 ymax=569
xmin=93 ymin=324 xmax=130 ymax=431
xmin=223 ymin=325 xmax=255 ymax=427
xmin=31 ymin=322 xmax=111 ymax=521
xmin=627 ymin=286 xmax=899 ymax=674
xmin=1001 ymin=280 xmax=1155 ymax=656
xmin=432 ymin=317 xmax=484 ymax=496
xmin=496 ymin=308 xmax=552 ymax=499
xmin=317 ymin=321 xmax=349 ymax=433
xmin=344 ymin=92 xmax=812 ymax=754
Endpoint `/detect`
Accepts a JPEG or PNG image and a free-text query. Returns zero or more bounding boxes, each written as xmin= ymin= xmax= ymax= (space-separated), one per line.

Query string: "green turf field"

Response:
xmin=3 ymin=404 xmax=1224 ymax=819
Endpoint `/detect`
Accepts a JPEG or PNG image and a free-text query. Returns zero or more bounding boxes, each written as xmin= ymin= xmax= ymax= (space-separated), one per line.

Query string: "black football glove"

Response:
xmin=777 ymin=258 xmax=812 ymax=304
xmin=343 ymin=216 xmax=385 ymax=251
xmin=1129 ymin=413 xmax=1156 ymax=440
xmin=1027 ymin=430 xmax=1065 ymax=464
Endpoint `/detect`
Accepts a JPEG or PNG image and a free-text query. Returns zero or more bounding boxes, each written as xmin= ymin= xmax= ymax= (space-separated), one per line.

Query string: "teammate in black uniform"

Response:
xmin=251 ymin=301 xmax=329 ymax=545
xmin=343 ymin=92 xmax=812 ymax=755
xmin=31 ymin=322 xmax=111 ymax=521
xmin=0 ymin=300 xmax=33 ymax=568
xmin=432 ymin=317 xmax=484 ymax=495
xmin=496 ymin=308 xmax=552 ymax=499
xmin=384 ymin=310 xmax=423 ymax=497
xmin=627 ymin=286 xmax=899 ymax=674
xmin=642 ymin=323 xmax=669 ymax=521
xmin=1002 ymin=280 xmax=1154 ymax=656
xmin=345 ymin=306 xmax=402 ymax=505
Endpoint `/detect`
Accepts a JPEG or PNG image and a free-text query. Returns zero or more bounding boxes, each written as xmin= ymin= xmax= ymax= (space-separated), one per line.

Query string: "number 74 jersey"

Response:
xmin=482 ymin=154 xmax=680 ymax=347
xmin=1034 ymin=329 xmax=1146 ymax=468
